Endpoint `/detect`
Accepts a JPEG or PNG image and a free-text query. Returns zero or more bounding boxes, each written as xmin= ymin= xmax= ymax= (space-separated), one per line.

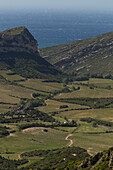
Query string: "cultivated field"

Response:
xmin=1 ymin=75 xmax=113 ymax=162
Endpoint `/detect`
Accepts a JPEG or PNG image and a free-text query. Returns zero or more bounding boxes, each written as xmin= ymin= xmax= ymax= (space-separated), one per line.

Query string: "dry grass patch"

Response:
xmin=18 ymin=79 xmax=63 ymax=92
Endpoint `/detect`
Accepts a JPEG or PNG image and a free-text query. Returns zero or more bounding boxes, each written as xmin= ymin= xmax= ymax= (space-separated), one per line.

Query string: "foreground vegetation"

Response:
xmin=20 ymin=147 xmax=89 ymax=169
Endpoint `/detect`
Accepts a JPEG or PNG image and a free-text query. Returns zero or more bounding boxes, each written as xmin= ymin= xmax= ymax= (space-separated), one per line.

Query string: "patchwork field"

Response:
xmin=0 ymin=81 xmax=41 ymax=111
xmin=1 ymin=75 xmax=113 ymax=168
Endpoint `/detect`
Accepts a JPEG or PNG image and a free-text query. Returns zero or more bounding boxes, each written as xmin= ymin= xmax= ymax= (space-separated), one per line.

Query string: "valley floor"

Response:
xmin=1 ymin=72 xmax=113 ymax=168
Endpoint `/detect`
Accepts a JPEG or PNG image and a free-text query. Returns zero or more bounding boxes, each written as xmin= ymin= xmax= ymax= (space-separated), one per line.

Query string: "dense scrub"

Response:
xmin=18 ymin=120 xmax=77 ymax=131
xmin=0 ymin=126 xmax=10 ymax=137
xmin=0 ymin=98 xmax=55 ymax=123
xmin=21 ymin=147 xmax=89 ymax=170
xmin=80 ymin=117 xmax=113 ymax=127
xmin=0 ymin=50 xmax=63 ymax=80
xmin=0 ymin=155 xmax=28 ymax=170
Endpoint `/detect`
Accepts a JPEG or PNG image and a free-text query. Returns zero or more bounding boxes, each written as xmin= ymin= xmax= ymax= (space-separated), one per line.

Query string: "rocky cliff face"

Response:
xmin=0 ymin=27 xmax=61 ymax=79
xmin=0 ymin=26 xmax=38 ymax=53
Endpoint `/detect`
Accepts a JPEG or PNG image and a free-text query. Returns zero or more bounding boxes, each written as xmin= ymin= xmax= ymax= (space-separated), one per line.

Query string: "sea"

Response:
xmin=0 ymin=10 xmax=113 ymax=48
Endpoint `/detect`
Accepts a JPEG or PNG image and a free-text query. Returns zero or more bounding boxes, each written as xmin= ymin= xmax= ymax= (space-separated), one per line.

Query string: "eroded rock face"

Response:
xmin=0 ymin=26 xmax=38 ymax=53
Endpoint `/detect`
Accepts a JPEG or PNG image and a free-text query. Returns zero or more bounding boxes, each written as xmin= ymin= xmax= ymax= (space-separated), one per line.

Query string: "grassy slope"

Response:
xmin=0 ymin=128 xmax=68 ymax=159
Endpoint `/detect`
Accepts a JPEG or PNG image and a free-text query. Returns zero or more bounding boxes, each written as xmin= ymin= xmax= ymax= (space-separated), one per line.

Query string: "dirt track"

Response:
xmin=65 ymin=134 xmax=73 ymax=146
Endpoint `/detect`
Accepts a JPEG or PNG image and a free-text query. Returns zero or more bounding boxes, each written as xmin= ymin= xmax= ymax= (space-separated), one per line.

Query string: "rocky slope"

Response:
xmin=0 ymin=27 xmax=61 ymax=79
xmin=77 ymin=147 xmax=113 ymax=170
xmin=39 ymin=31 xmax=113 ymax=76
xmin=0 ymin=26 xmax=38 ymax=53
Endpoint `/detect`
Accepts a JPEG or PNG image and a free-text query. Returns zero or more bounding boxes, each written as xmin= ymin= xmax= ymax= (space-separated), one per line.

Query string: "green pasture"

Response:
xmin=55 ymin=85 xmax=113 ymax=99
xmin=0 ymin=104 xmax=16 ymax=114
xmin=72 ymin=132 xmax=113 ymax=155
xmin=54 ymin=126 xmax=77 ymax=133
xmin=74 ymin=78 xmax=113 ymax=89
xmin=0 ymin=127 xmax=68 ymax=159
xmin=89 ymin=78 xmax=113 ymax=88
xmin=59 ymin=108 xmax=113 ymax=122
xmin=55 ymin=121 xmax=107 ymax=134
xmin=75 ymin=121 xmax=106 ymax=133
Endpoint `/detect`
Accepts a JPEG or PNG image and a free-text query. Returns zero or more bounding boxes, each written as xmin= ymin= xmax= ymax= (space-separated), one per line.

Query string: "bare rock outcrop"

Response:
xmin=0 ymin=26 xmax=38 ymax=53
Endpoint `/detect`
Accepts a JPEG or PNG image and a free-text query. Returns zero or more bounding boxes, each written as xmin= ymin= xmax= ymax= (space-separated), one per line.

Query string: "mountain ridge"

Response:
xmin=39 ymin=31 xmax=113 ymax=77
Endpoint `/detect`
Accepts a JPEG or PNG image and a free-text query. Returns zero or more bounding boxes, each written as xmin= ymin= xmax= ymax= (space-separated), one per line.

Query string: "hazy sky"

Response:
xmin=1 ymin=0 xmax=113 ymax=12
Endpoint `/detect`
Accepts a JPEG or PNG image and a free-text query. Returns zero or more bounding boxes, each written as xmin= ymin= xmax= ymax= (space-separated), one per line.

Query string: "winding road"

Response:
xmin=65 ymin=134 xmax=73 ymax=147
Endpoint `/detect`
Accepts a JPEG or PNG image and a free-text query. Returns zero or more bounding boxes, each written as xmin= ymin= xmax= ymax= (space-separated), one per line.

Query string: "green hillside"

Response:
xmin=49 ymin=147 xmax=113 ymax=169
xmin=39 ymin=31 xmax=113 ymax=77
